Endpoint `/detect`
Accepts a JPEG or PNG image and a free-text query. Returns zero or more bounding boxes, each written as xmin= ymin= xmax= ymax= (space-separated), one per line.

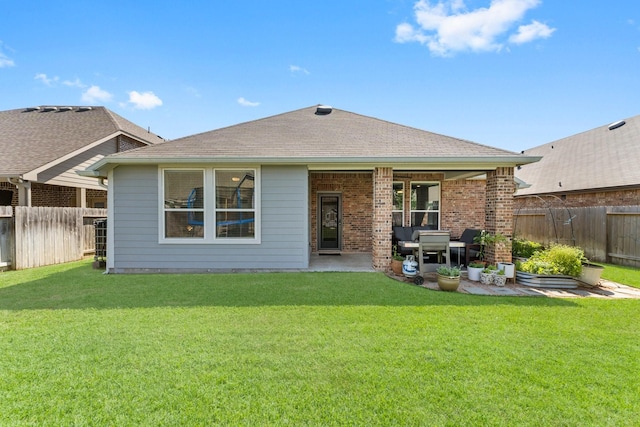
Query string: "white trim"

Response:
xmin=410 ymin=181 xmax=441 ymax=229
xmin=106 ymin=169 xmax=115 ymax=272
xmin=158 ymin=166 xmax=261 ymax=245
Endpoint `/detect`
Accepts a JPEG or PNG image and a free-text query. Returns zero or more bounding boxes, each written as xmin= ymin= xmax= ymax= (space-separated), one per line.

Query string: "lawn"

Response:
xmin=1 ymin=260 xmax=639 ymax=426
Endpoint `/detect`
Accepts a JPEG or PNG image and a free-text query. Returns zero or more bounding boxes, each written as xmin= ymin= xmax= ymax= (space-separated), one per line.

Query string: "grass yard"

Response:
xmin=1 ymin=260 xmax=639 ymax=426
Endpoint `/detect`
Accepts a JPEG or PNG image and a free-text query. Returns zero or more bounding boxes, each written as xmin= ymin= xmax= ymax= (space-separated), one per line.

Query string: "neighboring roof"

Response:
xmin=515 ymin=114 xmax=640 ymax=196
xmin=0 ymin=106 xmax=163 ymax=177
xmin=85 ymin=105 xmax=539 ymax=177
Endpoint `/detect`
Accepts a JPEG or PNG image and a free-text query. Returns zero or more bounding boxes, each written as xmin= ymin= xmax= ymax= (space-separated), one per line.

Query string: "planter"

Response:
xmin=578 ymin=263 xmax=604 ymax=287
xmin=391 ymin=259 xmax=403 ymax=275
xmin=498 ymin=262 xmax=515 ymax=279
xmin=437 ymin=274 xmax=460 ymax=292
xmin=493 ymin=274 xmax=507 ymax=287
xmin=516 ymin=271 xmax=578 ymax=289
xmin=467 ymin=266 xmax=483 ymax=282
xmin=480 ymin=271 xmax=494 ymax=285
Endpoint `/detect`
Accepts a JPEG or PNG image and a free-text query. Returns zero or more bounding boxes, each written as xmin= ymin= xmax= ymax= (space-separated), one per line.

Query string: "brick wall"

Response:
xmin=372 ymin=167 xmax=393 ymax=270
xmin=0 ymin=182 xmax=106 ymax=207
xmin=118 ymin=135 xmax=149 ymax=152
xmin=485 ymin=167 xmax=515 ymax=264
xmin=441 ymin=179 xmax=486 ymax=239
xmin=310 ymin=172 xmax=373 ymax=253
xmin=515 ymin=188 xmax=640 ymax=209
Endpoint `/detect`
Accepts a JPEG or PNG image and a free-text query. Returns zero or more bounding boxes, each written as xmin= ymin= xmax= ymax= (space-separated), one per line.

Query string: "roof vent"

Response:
xmin=608 ymin=120 xmax=625 ymax=131
xmin=43 ymin=106 xmax=58 ymax=112
xmin=25 ymin=107 xmax=41 ymax=112
xmin=78 ymin=106 xmax=93 ymax=112
xmin=315 ymin=105 xmax=332 ymax=115
xmin=59 ymin=106 xmax=73 ymax=111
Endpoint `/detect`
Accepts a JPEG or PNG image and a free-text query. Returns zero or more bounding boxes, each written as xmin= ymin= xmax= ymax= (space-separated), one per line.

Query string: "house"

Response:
xmin=81 ymin=105 xmax=540 ymax=273
xmin=0 ymin=106 xmax=163 ymax=207
xmin=515 ymin=114 xmax=640 ymax=208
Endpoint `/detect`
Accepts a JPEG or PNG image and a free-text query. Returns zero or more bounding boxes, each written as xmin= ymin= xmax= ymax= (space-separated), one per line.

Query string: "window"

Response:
xmin=215 ymin=170 xmax=255 ymax=238
xmin=392 ymin=182 xmax=404 ymax=226
xmin=163 ymin=169 xmax=205 ymax=239
xmin=410 ymin=182 xmax=440 ymax=228
xmin=160 ymin=167 xmax=259 ymax=243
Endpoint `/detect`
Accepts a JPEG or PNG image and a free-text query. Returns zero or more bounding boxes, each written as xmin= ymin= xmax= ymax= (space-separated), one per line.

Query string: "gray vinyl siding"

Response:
xmin=111 ymin=164 xmax=309 ymax=272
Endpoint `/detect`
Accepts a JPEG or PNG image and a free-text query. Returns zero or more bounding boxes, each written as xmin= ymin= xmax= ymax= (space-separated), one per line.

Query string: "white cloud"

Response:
xmin=289 ymin=65 xmax=310 ymax=75
xmin=0 ymin=42 xmax=15 ymax=68
xmin=395 ymin=0 xmax=555 ymax=56
xmin=509 ymin=20 xmax=555 ymax=44
xmin=0 ymin=53 xmax=14 ymax=68
xmin=35 ymin=73 xmax=59 ymax=86
xmin=127 ymin=90 xmax=163 ymax=109
xmin=63 ymin=78 xmax=86 ymax=88
xmin=82 ymin=85 xmax=113 ymax=103
xmin=237 ymin=97 xmax=260 ymax=107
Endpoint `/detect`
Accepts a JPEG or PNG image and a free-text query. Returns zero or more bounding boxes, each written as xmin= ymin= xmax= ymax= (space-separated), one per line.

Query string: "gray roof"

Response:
xmin=87 ymin=105 xmax=538 ymax=175
xmin=515 ymin=114 xmax=640 ymax=196
xmin=0 ymin=106 xmax=163 ymax=177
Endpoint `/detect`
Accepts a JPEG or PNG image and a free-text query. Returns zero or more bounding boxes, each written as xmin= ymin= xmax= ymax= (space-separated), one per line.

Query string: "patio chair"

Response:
xmin=415 ymin=230 xmax=451 ymax=275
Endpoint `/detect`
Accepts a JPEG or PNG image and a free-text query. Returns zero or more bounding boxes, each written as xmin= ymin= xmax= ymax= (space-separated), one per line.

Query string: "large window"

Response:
xmin=161 ymin=167 xmax=259 ymax=243
xmin=410 ymin=182 xmax=440 ymax=228
xmin=392 ymin=182 xmax=404 ymax=226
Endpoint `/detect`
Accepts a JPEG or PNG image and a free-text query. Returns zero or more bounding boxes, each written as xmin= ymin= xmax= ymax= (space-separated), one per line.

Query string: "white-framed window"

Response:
xmin=410 ymin=182 xmax=440 ymax=228
xmin=160 ymin=167 xmax=260 ymax=244
xmin=392 ymin=182 xmax=404 ymax=226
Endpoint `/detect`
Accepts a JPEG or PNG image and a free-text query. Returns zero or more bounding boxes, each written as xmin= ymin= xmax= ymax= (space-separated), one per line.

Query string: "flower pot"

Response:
xmin=498 ymin=262 xmax=515 ymax=279
xmin=391 ymin=259 xmax=403 ymax=275
xmin=437 ymin=274 xmax=460 ymax=292
xmin=494 ymin=274 xmax=507 ymax=287
xmin=467 ymin=266 xmax=483 ymax=281
xmin=578 ymin=263 xmax=604 ymax=287
xmin=480 ymin=272 xmax=494 ymax=285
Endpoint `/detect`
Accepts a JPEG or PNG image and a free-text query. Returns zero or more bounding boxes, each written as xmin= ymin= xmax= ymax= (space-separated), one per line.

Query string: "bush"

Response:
xmin=512 ymin=238 xmax=544 ymax=258
xmin=437 ymin=266 xmax=461 ymax=277
xmin=518 ymin=245 xmax=584 ymax=277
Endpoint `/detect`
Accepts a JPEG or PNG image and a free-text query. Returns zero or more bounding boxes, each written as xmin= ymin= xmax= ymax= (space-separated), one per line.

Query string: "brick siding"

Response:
xmin=515 ymin=188 xmax=640 ymax=209
xmin=485 ymin=167 xmax=515 ymax=264
xmin=0 ymin=182 xmax=106 ymax=207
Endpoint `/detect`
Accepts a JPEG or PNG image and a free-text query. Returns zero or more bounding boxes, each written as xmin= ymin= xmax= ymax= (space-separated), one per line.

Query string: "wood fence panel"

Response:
xmin=13 ymin=207 xmax=106 ymax=270
xmin=515 ymin=205 xmax=640 ymax=266
xmin=607 ymin=207 xmax=640 ymax=268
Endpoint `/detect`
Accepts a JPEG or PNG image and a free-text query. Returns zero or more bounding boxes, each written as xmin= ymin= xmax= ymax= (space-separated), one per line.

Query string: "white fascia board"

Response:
xmin=22 ymin=132 xmax=121 ymax=181
xmin=84 ymin=154 xmax=542 ymax=176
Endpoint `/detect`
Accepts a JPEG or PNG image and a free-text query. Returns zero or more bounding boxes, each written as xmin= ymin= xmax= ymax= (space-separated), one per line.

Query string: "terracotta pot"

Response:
xmin=391 ymin=259 xmax=403 ymax=275
xmin=437 ymin=274 xmax=460 ymax=291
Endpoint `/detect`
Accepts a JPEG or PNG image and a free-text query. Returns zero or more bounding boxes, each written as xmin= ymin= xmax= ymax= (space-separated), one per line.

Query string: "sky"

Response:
xmin=0 ymin=0 xmax=638 ymax=152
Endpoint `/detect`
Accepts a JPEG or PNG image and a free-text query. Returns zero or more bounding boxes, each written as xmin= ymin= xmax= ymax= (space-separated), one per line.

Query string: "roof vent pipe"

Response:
xmin=608 ymin=120 xmax=625 ymax=130
xmin=315 ymin=105 xmax=332 ymax=115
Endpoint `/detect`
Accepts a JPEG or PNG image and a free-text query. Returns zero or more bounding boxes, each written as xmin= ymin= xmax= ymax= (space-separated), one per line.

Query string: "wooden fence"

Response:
xmin=2 ymin=207 xmax=106 ymax=270
xmin=514 ymin=206 xmax=640 ymax=268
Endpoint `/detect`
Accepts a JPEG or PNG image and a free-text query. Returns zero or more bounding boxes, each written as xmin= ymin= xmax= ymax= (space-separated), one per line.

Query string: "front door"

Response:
xmin=318 ymin=194 xmax=341 ymax=252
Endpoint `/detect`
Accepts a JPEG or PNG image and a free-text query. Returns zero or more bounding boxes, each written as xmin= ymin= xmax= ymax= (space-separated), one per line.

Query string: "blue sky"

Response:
xmin=1 ymin=0 xmax=638 ymax=151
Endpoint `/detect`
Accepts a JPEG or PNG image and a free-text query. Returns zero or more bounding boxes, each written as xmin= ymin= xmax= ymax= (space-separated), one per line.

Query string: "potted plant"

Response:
xmin=579 ymin=257 xmax=604 ymax=287
xmin=436 ymin=265 xmax=461 ymax=291
xmin=497 ymin=261 xmax=515 ymax=280
xmin=493 ymin=269 xmax=507 ymax=287
xmin=480 ymin=265 xmax=497 ymax=285
xmin=467 ymin=261 xmax=485 ymax=281
xmin=474 ymin=230 xmax=507 ymax=262
xmin=391 ymin=245 xmax=404 ymax=275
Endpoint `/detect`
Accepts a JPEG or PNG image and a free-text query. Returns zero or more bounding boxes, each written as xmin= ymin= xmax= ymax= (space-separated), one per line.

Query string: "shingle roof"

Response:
xmin=0 ymin=106 xmax=162 ymax=176
xmin=102 ymin=105 xmax=532 ymax=166
xmin=515 ymin=114 xmax=640 ymax=196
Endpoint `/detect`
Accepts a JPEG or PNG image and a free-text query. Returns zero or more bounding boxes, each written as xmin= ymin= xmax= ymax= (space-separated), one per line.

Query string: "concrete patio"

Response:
xmin=308 ymin=253 xmax=640 ymax=299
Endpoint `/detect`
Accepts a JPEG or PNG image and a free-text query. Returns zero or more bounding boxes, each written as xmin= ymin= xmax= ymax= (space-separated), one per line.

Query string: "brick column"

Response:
xmin=485 ymin=167 xmax=515 ymax=264
xmin=372 ymin=167 xmax=393 ymax=271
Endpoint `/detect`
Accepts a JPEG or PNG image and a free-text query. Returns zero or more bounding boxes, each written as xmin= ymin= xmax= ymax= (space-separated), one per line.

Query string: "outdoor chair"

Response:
xmin=415 ymin=230 xmax=451 ymax=275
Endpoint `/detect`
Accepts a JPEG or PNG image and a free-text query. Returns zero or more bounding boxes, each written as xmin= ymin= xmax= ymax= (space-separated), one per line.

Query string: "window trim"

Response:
xmin=409 ymin=181 xmax=440 ymax=229
xmin=392 ymin=181 xmax=405 ymax=226
xmin=159 ymin=166 xmax=261 ymax=244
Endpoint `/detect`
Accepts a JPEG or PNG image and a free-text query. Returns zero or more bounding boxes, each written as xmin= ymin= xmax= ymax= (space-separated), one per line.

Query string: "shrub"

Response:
xmin=437 ymin=266 xmax=461 ymax=277
xmin=518 ymin=245 xmax=584 ymax=277
xmin=512 ymin=238 xmax=544 ymax=258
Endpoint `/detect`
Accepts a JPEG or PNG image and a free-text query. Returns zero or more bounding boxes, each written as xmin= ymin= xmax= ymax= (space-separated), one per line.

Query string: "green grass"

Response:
xmin=1 ymin=260 xmax=640 ymax=425
xmin=601 ymin=263 xmax=640 ymax=288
